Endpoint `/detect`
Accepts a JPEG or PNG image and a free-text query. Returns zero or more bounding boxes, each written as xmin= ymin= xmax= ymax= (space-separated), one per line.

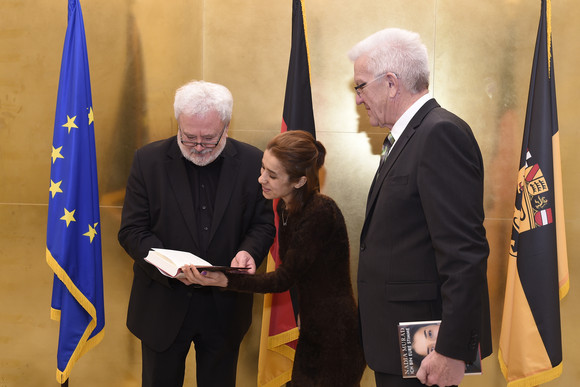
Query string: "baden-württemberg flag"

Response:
xmin=46 ymin=0 xmax=105 ymax=383
xmin=257 ymin=1 xmax=315 ymax=386
xmin=498 ymin=1 xmax=569 ymax=386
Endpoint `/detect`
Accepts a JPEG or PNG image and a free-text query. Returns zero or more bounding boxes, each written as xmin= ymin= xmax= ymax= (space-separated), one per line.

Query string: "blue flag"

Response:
xmin=46 ymin=0 xmax=105 ymax=383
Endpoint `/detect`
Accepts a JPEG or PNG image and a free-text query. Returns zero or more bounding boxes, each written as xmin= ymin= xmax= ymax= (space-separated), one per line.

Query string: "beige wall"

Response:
xmin=1 ymin=0 xmax=579 ymax=385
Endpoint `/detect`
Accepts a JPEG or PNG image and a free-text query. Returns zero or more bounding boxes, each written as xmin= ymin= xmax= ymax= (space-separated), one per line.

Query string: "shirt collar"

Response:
xmin=389 ymin=93 xmax=432 ymax=143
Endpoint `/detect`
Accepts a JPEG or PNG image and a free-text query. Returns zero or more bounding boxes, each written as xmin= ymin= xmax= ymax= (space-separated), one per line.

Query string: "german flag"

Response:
xmin=498 ymin=1 xmax=569 ymax=385
xmin=257 ymin=0 xmax=315 ymax=386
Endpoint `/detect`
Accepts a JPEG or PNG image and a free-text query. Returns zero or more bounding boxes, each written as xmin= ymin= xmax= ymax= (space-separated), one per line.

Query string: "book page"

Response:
xmin=152 ymin=248 xmax=212 ymax=267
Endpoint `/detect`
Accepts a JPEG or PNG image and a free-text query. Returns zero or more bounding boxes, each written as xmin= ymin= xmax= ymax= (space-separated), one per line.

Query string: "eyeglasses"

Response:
xmin=354 ymin=72 xmax=398 ymax=97
xmin=354 ymin=73 xmax=386 ymax=97
xmin=179 ymin=125 xmax=227 ymax=148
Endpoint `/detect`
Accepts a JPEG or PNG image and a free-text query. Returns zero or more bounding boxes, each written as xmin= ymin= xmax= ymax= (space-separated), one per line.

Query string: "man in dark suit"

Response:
xmin=118 ymin=80 xmax=275 ymax=387
xmin=348 ymin=28 xmax=492 ymax=387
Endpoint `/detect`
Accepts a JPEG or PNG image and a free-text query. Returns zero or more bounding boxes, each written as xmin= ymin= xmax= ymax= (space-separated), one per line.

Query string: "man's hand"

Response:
xmin=231 ymin=250 xmax=256 ymax=274
xmin=416 ymin=350 xmax=465 ymax=387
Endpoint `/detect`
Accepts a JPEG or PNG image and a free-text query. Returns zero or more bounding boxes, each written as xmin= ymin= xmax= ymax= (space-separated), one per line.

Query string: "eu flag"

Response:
xmin=46 ymin=0 xmax=105 ymax=383
xmin=498 ymin=0 xmax=569 ymax=385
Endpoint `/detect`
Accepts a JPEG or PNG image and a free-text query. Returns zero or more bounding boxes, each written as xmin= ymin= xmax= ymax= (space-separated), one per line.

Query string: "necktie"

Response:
xmin=370 ymin=132 xmax=395 ymax=189
xmin=379 ymin=132 xmax=395 ymax=167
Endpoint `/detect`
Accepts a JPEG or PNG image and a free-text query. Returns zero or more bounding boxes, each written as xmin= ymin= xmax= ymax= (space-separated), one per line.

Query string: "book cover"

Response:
xmin=398 ymin=320 xmax=482 ymax=378
xmin=144 ymin=248 xmax=249 ymax=278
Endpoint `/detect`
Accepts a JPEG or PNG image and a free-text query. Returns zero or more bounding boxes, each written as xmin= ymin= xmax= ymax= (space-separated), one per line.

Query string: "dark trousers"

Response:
xmin=374 ymin=371 xmax=458 ymax=387
xmin=141 ymin=289 xmax=241 ymax=387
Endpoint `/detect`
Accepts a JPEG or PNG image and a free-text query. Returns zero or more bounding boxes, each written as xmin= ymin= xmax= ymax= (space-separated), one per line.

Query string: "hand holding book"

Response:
xmin=230 ymin=250 xmax=257 ymax=274
xmin=398 ymin=320 xmax=481 ymax=379
xmin=416 ymin=350 xmax=467 ymax=386
xmin=180 ymin=265 xmax=229 ymax=288
xmin=144 ymin=248 xmax=249 ymax=279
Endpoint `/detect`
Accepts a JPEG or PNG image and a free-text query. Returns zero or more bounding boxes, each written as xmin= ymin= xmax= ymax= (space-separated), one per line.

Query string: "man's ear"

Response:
xmin=294 ymin=176 xmax=307 ymax=189
xmin=386 ymin=72 xmax=399 ymax=97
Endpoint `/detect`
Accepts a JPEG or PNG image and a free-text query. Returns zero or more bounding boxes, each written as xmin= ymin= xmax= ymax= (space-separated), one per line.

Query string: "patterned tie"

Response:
xmin=379 ymin=132 xmax=395 ymax=167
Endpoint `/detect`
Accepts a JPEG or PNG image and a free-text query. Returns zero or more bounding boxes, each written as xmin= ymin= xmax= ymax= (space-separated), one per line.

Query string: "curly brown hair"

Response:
xmin=266 ymin=130 xmax=326 ymax=213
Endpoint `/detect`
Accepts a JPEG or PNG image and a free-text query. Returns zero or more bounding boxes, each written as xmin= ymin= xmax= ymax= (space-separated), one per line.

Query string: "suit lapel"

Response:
xmin=210 ymin=140 xmax=239 ymax=243
xmin=362 ymin=99 xmax=441 ymax=235
xmin=165 ymin=139 xmax=201 ymax=249
xmin=365 ymin=129 xmax=414 ymax=219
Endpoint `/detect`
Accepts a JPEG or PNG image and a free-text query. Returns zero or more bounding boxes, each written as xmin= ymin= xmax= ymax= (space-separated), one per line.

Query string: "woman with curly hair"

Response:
xmin=182 ymin=130 xmax=366 ymax=386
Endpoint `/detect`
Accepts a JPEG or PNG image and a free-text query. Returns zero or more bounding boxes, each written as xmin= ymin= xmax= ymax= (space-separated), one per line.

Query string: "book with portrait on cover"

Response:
xmin=398 ymin=320 xmax=482 ymax=378
xmin=144 ymin=248 xmax=249 ymax=279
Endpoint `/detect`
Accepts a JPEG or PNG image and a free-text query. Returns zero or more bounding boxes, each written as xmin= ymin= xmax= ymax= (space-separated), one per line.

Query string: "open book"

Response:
xmin=144 ymin=248 xmax=249 ymax=279
xmin=398 ymin=320 xmax=482 ymax=378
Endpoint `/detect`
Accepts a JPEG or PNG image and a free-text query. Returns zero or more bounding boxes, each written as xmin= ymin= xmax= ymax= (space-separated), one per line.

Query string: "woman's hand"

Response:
xmin=179 ymin=265 xmax=228 ymax=287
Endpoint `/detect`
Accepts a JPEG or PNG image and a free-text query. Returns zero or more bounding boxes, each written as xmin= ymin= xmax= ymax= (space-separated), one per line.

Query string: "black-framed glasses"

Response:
xmin=179 ymin=125 xmax=227 ymax=148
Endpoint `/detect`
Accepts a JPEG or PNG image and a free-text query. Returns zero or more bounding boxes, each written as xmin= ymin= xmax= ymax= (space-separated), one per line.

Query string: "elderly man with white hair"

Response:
xmin=119 ymin=80 xmax=275 ymax=387
xmin=349 ymin=28 xmax=492 ymax=387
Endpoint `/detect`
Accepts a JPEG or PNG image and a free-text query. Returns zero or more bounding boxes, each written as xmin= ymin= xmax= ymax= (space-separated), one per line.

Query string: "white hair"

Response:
xmin=173 ymin=80 xmax=233 ymax=122
xmin=348 ymin=28 xmax=430 ymax=94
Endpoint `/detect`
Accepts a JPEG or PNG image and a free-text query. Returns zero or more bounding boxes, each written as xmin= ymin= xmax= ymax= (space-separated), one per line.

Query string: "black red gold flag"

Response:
xmin=280 ymin=0 xmax=315 ymax=137
xmin=257 ymin=0 xmax=315 ymax=386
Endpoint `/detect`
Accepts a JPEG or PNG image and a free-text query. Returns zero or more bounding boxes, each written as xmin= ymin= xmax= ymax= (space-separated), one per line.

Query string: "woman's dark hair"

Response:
xmin=266 ymin=130 xmax=326 ymax=212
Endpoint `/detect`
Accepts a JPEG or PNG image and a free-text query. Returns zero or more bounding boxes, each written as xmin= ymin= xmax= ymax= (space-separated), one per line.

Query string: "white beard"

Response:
xmin=177 ymin=136 xmax=227 ymax=166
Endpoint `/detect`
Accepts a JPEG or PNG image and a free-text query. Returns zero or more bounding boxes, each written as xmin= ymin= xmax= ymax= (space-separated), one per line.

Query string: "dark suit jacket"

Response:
xmin=358 ymin=98 xmax=492 ymax=374
xmin=118 ymin=136 xmax=275 ymax=352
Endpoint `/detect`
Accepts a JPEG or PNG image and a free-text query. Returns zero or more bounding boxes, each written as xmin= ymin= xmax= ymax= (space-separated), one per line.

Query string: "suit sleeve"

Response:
xmin=417 ymin=119 xmax=489 ymax=363
xmin=118 ymin=149 xmax=164 ymax=261
xmin=227 ymin=198 xmax=336 ymax=293
xmin=236 ymin=184 xmax=275 ymax=268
